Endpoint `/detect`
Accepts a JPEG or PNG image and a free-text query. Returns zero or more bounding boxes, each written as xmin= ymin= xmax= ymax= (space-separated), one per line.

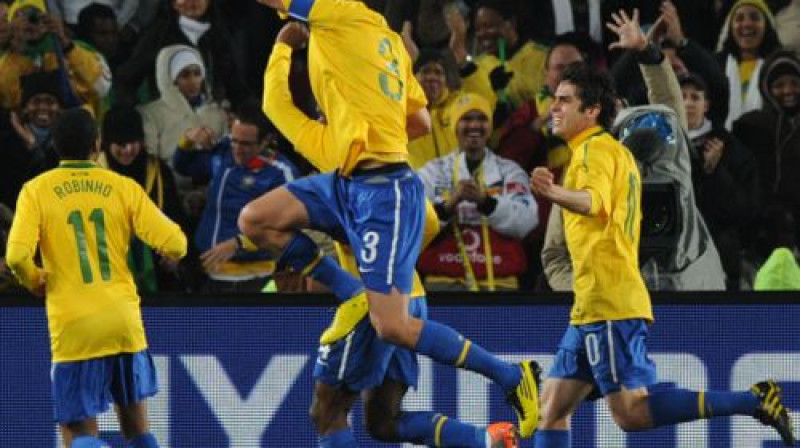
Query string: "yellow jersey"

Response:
xmin=561 ymin=127 xmax=653 ymax=324
xmin=272 ymin=0 xmax=427 ymax=175
xmin=6 ymin=161 xmax=187 ymax=362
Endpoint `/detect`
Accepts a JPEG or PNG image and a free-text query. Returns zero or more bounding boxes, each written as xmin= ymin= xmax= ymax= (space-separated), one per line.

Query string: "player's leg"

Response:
xmin=60 ymin=420 xmax=108 ymax=448
xmin=349 ymin=168 xmax=540 ymax=437
xmin=584 ymin=320 xmax=795 ymax=445
xmin=109 ymin=351 xmax=160 ymax=448
xmin=239 ymin=179 xmax=364 ymax=304
xmin=52 ymin=358 xmax=114 ymax=448
xmin=533 ymin=325 xmax=598 ymax=448
xmin=310 ymin=382 xmax=359 ymax=447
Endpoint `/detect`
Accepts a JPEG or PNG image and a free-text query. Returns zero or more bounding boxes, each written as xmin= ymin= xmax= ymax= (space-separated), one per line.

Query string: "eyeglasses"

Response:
xmin=231 ymin=138 xmax=259 ymax=147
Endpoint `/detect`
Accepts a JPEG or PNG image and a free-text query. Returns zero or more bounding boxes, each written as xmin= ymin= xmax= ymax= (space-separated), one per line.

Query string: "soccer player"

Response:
xmin=6 ymin=108 xmax=187 ymax=448
xmin=529 ymin=60 xmax=795 ymax=447
xmin=253 ymin=19 xmax=525 ymax=447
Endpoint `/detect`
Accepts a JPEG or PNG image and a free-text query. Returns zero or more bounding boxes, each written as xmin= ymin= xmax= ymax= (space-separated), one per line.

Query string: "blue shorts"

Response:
xmin=548 ymin=319 xmax=657 ymax=400
xmin=51 ymin=350 xmax=158 ymax=424
xmin=286 ymin=166 xmax=425 ymax=294
xmin=313 ymin=299 xmax=427 ymax=391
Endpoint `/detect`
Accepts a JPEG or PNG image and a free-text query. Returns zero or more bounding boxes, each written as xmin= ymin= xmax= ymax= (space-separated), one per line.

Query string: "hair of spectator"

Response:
xmin=414 ymin=48 xmax=448 ymax=74
xmin=474 ymin=0 xmax=516 ymax=21
xmin=720 ymin=15 xmax=781 ymax=59
xmin=545 ymin=33 xmax=590 ymax=68
xmin=75 ymin=3 xmax=117 ymax=43
xmin=51 ymin=108 xmax=98 ymax=160
xmin=232 ymin=100 xmax=275 ymax=142
xmin=559 ymin=63 xmax=617 ymax=129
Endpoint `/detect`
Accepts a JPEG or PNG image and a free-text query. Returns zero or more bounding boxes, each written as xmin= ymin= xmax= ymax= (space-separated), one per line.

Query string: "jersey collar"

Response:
xmin=567 ymin=125 xmax=605 ymax=151
xmin=59 ymin=160 xmax=98 ymax=169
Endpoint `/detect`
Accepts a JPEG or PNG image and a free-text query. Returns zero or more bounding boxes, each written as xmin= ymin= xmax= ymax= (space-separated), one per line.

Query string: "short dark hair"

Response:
xmin=559 ymin=63 xmax=617 ymax=129
xmin=76 ymin=3 xmax=117 ymax=42
xmin=232 ymin=100 xmax=275 ymax=142
xmin=51 ymin=108 xmax=98 ymax=160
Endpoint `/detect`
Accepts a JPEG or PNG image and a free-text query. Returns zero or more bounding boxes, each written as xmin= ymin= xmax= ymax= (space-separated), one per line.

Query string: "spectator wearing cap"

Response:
xmin=733 ymin=50 xmax=800 ymax=278
xmin=680 ymin=72 xmax=760 ymax=290
xmin=0 ymin=70 xmax=64 ymax=209
xmin=716 ymin=0 xmax=783 ymax=129
xmin=100 ymin=105 xmax=194 ymax=292
xmin=0 ymin=0 xmax=111 ymax=115
xmin=406 ymin=48 xmax=468 ymax=170
xmin=138 ymin=44 xmax=227 ymax=187
xmin=417 ymin=93 xmax=538 ymax=291
xmin=173 ymin=102 xmax=300 ymax=293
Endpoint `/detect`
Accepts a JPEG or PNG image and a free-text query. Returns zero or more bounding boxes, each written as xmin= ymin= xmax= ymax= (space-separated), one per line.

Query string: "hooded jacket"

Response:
xmin=733 ymin=50 xmax=800 ymax=215
xmin=137 ymin=45 xmax=227 ymax=169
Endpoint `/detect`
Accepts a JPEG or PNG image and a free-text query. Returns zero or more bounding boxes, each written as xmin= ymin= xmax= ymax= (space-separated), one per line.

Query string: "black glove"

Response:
xmin=489 ymin=65 xmax=513 ymax=91
xmin=492 ymin=101 xmax=511 ymax=127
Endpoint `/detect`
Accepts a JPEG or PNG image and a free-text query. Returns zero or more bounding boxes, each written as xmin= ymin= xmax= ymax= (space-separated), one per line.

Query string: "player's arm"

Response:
xmin=407 ymin=107 xmax=431 ymax=140
xmin=262 ymin=23 xmax=340 ymax=172
xmin=530 ymin=167 xmax=593 ymax=216
xmin=5 ymin=186 xmax=46 ymax=294
xmin=128 ymin=181 xmax=187 ymax=261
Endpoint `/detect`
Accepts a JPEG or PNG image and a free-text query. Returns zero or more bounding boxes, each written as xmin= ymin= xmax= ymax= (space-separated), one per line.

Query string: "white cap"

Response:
xmin=169 ymin=49 xmax=205 ymax=82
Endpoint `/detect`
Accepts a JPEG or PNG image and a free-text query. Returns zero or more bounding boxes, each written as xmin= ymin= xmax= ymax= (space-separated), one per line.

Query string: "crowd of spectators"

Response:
xmin=0 ymin=0 xmax=799 ymax=293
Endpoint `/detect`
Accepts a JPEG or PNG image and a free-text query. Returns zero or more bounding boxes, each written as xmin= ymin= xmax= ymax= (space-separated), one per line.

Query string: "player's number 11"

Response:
xmin=67 ymin=208 xmax=111 ymax=283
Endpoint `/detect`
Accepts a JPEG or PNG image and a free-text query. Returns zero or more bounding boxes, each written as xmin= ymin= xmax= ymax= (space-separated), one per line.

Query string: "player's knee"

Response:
xmin=309 ymin=401 xmax=340 ymax=433
xmin=612 ymin=411 xmax=648 ymax=432
xmin=370 ymin=316 xmax=411 ymax=347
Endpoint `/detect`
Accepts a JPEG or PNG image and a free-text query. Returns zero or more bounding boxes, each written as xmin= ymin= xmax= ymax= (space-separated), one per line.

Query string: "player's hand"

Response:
xmin=31 ymin=269 xmax=46 ymax=298
xmin=606 ymin=9 xmax=648 ymax=52
xmin=200 ymin=238 xmax=238 ymax=274
xmin=276 ymin=21 xmax=308 ymax=50
xmin=530 ymin=166 xmax=555 ymax=199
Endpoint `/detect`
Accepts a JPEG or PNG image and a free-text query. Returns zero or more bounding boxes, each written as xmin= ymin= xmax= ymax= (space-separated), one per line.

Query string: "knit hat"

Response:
xmin=762 ymin=51 xmax=800 ymax=89
xmin=102 ymin=106 xmax=144 ymax=144
xmin=678 ymin=72 xmax=709 ymax=93
xmin=716 ymin=0 xmax=777 ymax=52
xmin=8 ymin=0 xmax=46 ymax=22
xmin=20 ymin=70 xmax=63 ymax=106
xmin=168 ymin=49 xmax=205 ymax=82
xmin=449 ymin=93 xmax=493 ymax=132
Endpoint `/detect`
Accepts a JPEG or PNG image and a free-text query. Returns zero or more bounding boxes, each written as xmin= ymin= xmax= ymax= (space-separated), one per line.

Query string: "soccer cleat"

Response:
xmin=751 ymin=380 xmax=796 ymax=446
xmin=507 ymin=361 xmax=542 ymax=439
xmin=319 ymin=292 xmax=368 ymax=345
xmin=487 ymin=422 xmax=519 ymax=448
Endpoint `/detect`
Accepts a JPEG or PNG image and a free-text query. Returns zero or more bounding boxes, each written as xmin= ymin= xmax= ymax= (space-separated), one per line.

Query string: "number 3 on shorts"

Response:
xmin=361 ymin=231 xmax=380 ymax=264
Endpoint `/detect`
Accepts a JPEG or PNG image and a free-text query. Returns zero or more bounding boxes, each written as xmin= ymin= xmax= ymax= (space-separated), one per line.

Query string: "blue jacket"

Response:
xmin=174 ymin=136 xmax=299 ymax=261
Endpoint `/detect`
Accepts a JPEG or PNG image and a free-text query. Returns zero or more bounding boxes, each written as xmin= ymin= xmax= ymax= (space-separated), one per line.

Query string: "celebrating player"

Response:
xmin=6 ymin=108 xmax=187 ymax=448
xmin=239 ymin=0 xmax=541 ymax=442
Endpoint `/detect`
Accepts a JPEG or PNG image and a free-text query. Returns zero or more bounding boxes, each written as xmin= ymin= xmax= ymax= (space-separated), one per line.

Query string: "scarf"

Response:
xmin=178 ymin=16 xmax=211 ymax=46
xmin=724 ymin=54 xmax=764 ymax=129
xmin=688 ymin=118 xmax=713 ymax=141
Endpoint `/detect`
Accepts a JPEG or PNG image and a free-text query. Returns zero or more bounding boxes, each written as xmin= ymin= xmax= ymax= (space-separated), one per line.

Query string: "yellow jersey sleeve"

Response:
xmin=263 ymin=42 xmax=342 ymax=172
xmin=6 ymin=185 xmax=44 ymax=291
xmin=571 ymin=135 xmax=615 ymax=218
xmin=279 ymin=0 xmax=424 ymax=174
